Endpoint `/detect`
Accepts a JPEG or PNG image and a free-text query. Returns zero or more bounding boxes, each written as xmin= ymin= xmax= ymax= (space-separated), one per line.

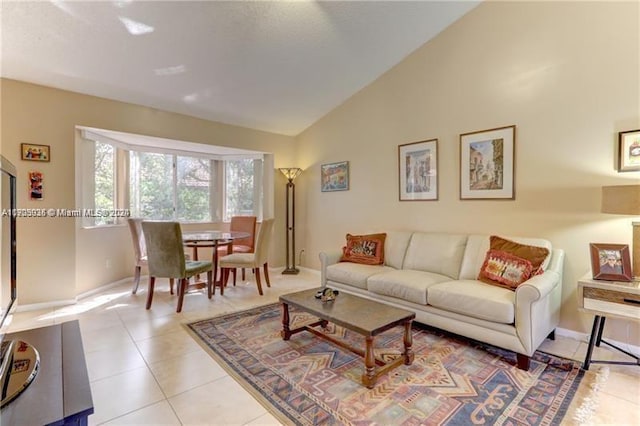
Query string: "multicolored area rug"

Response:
xmin=187 ymin=303 xmax=584 ymax=425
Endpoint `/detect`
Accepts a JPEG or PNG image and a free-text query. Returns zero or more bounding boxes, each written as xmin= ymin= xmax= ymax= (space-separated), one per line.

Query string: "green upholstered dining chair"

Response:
xmin=141 ymin=221 xmax=213 ymax=313
xmin=219 ymin=218 xmax=274 ymax=296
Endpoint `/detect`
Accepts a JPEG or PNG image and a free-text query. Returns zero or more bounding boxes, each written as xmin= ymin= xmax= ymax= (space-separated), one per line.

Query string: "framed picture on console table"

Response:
xmin=398 ymin=139 xmax=438 ymax=201
xmin=460 ymin=125 xmax=515 ymax=200
xmin=589 ymin=243 xmax=632 ymax=282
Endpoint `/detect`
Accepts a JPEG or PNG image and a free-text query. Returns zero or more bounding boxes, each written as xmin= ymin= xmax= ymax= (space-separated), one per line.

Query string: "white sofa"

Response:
xmin=319 ymin=231 xmax=564 ymax=370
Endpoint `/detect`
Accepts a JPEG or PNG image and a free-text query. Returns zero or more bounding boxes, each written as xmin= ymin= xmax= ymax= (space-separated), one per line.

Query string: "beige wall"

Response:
xmin=296 ymin=1 xmax=640 ymax=343
xmin=0 ymin=78 xmax=295 ymax=304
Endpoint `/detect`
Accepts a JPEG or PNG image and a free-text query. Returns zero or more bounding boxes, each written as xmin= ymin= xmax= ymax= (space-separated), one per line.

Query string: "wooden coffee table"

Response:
xmin=279 ymin=288 xmax=416 ymax=388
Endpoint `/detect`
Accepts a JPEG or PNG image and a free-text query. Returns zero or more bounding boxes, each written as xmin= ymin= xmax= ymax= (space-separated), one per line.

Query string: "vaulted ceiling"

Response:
xmin=2 ymin=1 xmax=480 ymax=136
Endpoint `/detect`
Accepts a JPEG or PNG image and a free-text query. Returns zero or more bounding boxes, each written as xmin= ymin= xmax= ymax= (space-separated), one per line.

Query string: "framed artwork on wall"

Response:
xmin=321 ymin=161 xmax=349 ymax=192
xmin=460 ymin=125 xmax=515 ymax=200
xmin=589 ymin=243 xmax=632 ymax=282
xmin=398 ymin=139 xmax=438 ymax=201
xmin=21 ymin=143 xmax=50 ymax=162
xmin=618 ymin=129 xmax=640 ymax=172
xmin=29 ymin=171 xmax=43 ymax=200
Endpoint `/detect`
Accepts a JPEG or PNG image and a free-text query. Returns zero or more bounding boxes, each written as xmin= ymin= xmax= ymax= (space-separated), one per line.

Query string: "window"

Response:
xmin=93 ymin=141 xmax=116 ymax=226
xmin=176 ymin=156 xmax=213 ymax=222
xmin=224 ymin=159 xmax=261 ymax=221
xmin=78 ymin=128 xmax=271 ymax=226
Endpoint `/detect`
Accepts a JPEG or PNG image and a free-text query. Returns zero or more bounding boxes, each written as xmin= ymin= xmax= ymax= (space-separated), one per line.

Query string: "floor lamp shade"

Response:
xmin=601 ymin=185 xmax=640 ymax=278
xmin=279 ymin=168 xmax=302 ymax=274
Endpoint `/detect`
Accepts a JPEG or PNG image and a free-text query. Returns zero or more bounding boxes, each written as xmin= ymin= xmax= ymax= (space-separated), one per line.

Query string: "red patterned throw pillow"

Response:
xmin=478 ymin=249 xmax=534 ymax=290
xmin=340 ymin=233 xmax=386 ymax=265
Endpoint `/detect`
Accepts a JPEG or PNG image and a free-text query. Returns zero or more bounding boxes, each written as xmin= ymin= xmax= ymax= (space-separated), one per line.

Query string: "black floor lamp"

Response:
xmin=279 ymin=167 xmax=302 ymax=274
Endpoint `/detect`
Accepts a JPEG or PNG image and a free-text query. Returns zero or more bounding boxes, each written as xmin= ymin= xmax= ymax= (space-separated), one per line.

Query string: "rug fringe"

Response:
xmin=572 ymin=366 xmax=609 ymax=426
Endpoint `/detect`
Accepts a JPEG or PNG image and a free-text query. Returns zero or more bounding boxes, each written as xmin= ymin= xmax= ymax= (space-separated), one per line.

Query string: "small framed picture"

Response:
xmin=398 ymin=139 xmax=438 ymax=201
xmin=321 ymin=161 xmax=349 ymax=192
xmin=460 ymin=125 xmax=515 ymax=200
xmin=589 ymin=243 xmax=632 ymax=282
xmin=21 ymin=143 xmax=50 ymax=162
xmin=618 ymin=129 xmax=640 ymax=172
xmin=29 ymin=171 xmax=43 ymax=200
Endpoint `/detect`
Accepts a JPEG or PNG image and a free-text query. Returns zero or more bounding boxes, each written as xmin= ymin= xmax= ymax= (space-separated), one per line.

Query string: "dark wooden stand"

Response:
xmin=1 ymin=321 xmax=94 ymax=425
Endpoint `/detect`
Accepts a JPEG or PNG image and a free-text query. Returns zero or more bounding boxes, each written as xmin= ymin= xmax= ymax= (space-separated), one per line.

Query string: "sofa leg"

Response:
xmin=547 ymin=329 xmax=556 ymax=340
xmin=516 ymin=353 xmax=530 ymax=371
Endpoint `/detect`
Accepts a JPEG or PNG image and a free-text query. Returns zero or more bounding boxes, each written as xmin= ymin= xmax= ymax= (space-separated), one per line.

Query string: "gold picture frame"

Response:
xmin=21 ymin=143 xmax=50 ymax=162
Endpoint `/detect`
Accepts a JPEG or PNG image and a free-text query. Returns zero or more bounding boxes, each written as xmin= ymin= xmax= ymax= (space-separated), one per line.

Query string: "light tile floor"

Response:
xmin=5 ymin=270 xmax=640 ymax=425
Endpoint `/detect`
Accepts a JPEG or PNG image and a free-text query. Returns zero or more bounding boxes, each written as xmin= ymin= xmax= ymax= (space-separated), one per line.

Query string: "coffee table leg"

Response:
xmin=403 ymin=320 xmax=414 ymax=365
xmin=363 ymin=336 xmax=376 ymax=388
xmin=281 ymin=303 xmax=291 ymax=340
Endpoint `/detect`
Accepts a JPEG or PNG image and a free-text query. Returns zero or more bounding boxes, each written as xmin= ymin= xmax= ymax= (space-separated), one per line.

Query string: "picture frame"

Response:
xmin=460 ymin=125 xmax=515 ymax=200
xmin=589 ymin=243 xmax=632 ymax=282
xmin=29 ymin=171 xmax=43 ymax=200
xmin=398 ymin=139 xmax=438 ymax=201
xmin=21 ymin=143 xmax=50 ymax=162
xmin=618 ymin=129 xmax=640 ymax=172
xmin=321 ymin=161 xmax=349 ymax=192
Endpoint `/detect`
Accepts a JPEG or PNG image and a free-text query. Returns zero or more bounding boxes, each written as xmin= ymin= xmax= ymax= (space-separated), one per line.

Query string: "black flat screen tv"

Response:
xmin=0 ymin=155 xmax=17 ymax=347
xmin=0 ymin=155 xmax=39 ymax=408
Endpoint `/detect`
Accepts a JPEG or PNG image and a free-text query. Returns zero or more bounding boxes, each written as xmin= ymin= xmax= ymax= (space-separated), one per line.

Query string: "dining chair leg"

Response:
xmin=169 ymin=278 xmax=175 ymax=295
xmin=263 ymin=263 xmax=271 ymax=287
xmin=207 ymin=270 xmax=213 ymax=299
xmin=132 ymin=266 xmax=141 ymax=294
xmin=220 ymin=268 xmax=229 ymax=296
xmin=146 ymin=277 xmax=156 ymax=309
xmin=254 ymin=267 xmax=264 ymax=295
xmin=232 ymin=269 xmax=237 ymax=286
xmin=176 ymin=278 xmax=188 ymax=313
xmin=242 ymin=268 xmax=246 ymax=280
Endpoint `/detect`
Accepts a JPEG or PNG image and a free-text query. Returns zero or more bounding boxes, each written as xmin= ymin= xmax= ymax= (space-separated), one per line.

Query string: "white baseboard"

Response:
xmin=15 ymin=276 xmax=137 ymax=313
xmin=556 ymin=326 xmax=640 ymax=356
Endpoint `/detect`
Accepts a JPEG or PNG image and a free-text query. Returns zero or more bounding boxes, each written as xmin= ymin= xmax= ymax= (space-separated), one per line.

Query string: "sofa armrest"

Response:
xmin=515 ymin=249 xmax=564 ymax=355
xmin=319 ymin=249 xmax=342 ymax=287
xmin=515 ymin=270 xmax=560 ymax=303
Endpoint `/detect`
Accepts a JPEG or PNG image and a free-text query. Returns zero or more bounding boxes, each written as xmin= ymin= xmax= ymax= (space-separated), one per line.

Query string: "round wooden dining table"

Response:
xmin=182 ymin=230 xmax=250 ymax=292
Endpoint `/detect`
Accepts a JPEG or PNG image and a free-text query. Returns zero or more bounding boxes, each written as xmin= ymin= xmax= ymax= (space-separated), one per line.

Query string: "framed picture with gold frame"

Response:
xmin=618 ymin=129 xmax=640 ymax=172
xmin=589 ymin=243 xmax=632 ymax=282
xmin=21 ymin=143 xmax=50 ymax=162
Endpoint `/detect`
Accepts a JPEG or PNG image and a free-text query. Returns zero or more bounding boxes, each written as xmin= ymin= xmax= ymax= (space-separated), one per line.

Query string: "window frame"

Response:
xmin=77 ymin=128 xmax=270 ymax=228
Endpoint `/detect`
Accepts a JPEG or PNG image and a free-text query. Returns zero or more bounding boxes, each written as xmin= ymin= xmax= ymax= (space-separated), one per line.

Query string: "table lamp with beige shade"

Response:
xmin=601 ymin=184 xmax=640 ymax=279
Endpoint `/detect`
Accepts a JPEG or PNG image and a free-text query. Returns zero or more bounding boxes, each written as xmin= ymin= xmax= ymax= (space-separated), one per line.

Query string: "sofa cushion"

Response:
xmin=368 ymin=270 xmax=451 ymax=305
xmin=403 ymin=233 xmax=468 ymax=279
xmin=459 ymin=235 xmax=552 ymax=281
xmin=326 ymin=262 xmax=394 ymax=290
xmin=384 ymin=231 xmax=413 ymax=270
xmin=341 ymin=233 xmax=386 ymax=265
xmin=478 ymin=249 xmax=534 ymax=290
xmin=427 ymin=280 xmax=515 ymax=324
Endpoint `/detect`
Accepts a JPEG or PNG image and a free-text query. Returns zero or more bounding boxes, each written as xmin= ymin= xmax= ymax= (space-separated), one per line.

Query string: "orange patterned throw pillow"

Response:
xmin=489 ymin=235 xmax=550 ymax=275
xmin=340 ymin=233 xmax=386 ymax=265
xmin=478 ymin=249 xmax=534 ymax=290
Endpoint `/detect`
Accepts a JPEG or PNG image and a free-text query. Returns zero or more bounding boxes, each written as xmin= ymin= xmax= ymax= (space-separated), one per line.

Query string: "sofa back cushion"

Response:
xmin=403 ymin=233 xmax=468 ymax=279
xmin=384 ymin=231 xmax=413 ymax=270
xmin=459 ymin=235 xmax=552 ymax=280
